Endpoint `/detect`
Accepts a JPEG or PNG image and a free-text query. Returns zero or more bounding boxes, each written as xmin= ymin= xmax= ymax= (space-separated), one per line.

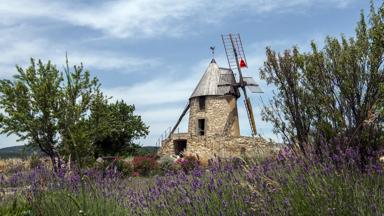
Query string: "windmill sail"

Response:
xmin=221 ymin=33 xmax=262 ymax=136
xmin=243 ymin=77 xmax=263 ymax=93
xmin=244 ymin=98 xmax=257 ymax=135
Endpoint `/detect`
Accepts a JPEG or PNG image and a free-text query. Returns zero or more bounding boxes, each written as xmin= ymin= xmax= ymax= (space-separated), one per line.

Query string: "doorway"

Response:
xmin=174 ymin=139 xmax=187 ymax=155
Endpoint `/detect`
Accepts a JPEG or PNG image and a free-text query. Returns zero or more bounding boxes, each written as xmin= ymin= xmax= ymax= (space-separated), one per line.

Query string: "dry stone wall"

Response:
xmin=158 ymin=134 xmax=276 ymax=158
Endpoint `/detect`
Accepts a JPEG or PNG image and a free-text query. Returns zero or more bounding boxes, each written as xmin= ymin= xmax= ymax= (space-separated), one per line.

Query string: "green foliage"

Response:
xmin=260 ymin=3 xmax=384 ymax=155
xmin=0 ymin=58 xmax=100 ymax=169
xmin=0 ymin=57 xmax=149 ymax=168
xmin=158 ymin=155 xmax=176 ymax=174
xmin=30 ymin=190 xmax=129 ymax=216
xmin=91 ymin=99 xmax=149 ymax=157
xmin=29 ymin=153 xmax=42 ymax=169
xmin=0 ymin=59 xmax=63 ymax=169
xmin=58 ymin=58 xmax=100 ymax=167
xmin=0 ymin=196 xmax=32 ymax=216
xmin=114 ymin=159 xmax=134 ymax=176
xmin=254 ymin=160 xmax=384 ymax=215
xmin=135 ymin=146 xmax=159 ymax=156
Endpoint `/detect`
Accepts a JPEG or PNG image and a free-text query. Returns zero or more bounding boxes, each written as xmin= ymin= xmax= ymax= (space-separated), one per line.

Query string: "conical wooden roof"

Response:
xmin=190 ymin=59 xmax=237 ymax=99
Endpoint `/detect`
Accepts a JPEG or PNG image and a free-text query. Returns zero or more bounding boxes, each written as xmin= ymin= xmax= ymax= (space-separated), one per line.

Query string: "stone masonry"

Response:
xmin=188 ymin=95 xmax=239 ymax=137
xmin=158 ymin=135 xmax=273 ymax=158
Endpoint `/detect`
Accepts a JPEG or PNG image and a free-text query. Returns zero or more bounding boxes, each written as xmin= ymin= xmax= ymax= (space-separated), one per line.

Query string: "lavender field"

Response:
xmin=1 ymin=147 xmax=383 ymax=216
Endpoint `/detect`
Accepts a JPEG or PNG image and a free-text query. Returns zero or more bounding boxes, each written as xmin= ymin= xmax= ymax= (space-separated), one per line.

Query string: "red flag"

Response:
xmin=239 ymin=59 xmax=247 ymax=68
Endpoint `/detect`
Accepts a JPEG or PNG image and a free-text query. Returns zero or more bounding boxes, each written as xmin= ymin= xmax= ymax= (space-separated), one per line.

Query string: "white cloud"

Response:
xmin=0 ymin=25 xmax=161 ymax=78
xmin=0 ymin=0 xmax=355 ymax=39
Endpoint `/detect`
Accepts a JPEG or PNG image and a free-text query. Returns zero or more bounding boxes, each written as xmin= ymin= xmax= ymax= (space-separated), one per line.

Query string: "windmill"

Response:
xmin=220 ymin=33 xmax=262 ymax=136
xmin=165 ymin=33 xmax=262 ymax=141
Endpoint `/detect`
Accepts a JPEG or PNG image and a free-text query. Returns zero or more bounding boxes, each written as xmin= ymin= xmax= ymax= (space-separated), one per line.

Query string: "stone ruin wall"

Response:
xmin=158 ymin=135 xmax=277 ymax=159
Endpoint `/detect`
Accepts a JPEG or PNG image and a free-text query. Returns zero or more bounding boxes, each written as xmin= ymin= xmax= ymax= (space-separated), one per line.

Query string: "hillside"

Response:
xmin=0 ymin=145 xmax=42 ymax=159
xmin=0 ymin=145 xmax=159 ymax=159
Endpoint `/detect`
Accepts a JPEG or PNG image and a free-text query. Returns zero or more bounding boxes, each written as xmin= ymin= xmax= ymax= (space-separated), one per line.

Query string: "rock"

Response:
xmin=96 ymin=157 xmax=104 ymax=163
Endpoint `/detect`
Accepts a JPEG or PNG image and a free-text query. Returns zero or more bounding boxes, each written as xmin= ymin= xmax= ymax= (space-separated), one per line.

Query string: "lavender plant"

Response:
xmin=0 ymin=146 xmax=382 ymax=215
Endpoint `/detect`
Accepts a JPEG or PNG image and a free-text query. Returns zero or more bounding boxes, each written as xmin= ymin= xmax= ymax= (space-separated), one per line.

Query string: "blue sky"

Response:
xmin=0 ymin=0 xmax=377 ymax=148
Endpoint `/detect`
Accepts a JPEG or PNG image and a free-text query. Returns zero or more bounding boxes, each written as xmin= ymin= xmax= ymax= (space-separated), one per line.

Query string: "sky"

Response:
xmin=0 ymin=0 xmax=378 ymax=148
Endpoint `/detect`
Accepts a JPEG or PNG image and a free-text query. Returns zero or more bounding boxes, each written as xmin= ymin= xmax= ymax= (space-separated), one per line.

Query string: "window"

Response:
xmin=197 ymin=119 xmax=205 ymax=136
xmin=199 ymin=96 xmax=206 ymax=111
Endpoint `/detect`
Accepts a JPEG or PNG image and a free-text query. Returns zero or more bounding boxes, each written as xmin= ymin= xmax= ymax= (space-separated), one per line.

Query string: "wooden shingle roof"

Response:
xmin=190 ymin=59 xmax=237 ymax=99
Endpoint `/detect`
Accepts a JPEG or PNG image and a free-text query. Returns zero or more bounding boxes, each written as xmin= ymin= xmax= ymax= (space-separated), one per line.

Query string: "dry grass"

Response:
xmin=0 ymin=158 xmax=27 ymax=173
xmin=0 ymin=157 xmax=51 ymax=174
xmin=0 ymin=159 xmax=6 ymax=173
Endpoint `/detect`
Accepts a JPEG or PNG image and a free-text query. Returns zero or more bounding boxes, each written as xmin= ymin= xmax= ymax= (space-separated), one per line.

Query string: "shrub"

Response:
xmin=114 ymin=159 xmax=133 ymax=177
xmin=29 ymin=154 xmax=42 ymax=169
xmin=158 ymin=155 xmax=176 ymax=174
xmin=132 ymin=156 xmax=158 ymax=176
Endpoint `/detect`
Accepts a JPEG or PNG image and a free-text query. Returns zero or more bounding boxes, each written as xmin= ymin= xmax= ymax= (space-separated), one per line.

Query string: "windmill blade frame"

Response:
xmin=168 ymin=103 xmax=190 ymax=138
xmin=222 ymin=33 xmax=259 ymax=136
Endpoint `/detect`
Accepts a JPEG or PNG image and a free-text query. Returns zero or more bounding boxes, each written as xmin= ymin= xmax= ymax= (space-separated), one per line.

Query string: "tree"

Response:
xmin=90 ymin=99 xmax=149 ymax=157
xmin=0 ymin=57 xmax=150 ymax=168
xmin=260 ymin=3 xmax=384 ymax=159
xmin=58 ymin=57 xmax=100 ymax=166
xmin=0 ymin=58 xmax=100 ymax=170
xmin=0 ymin=59 xmax=63 ymax=170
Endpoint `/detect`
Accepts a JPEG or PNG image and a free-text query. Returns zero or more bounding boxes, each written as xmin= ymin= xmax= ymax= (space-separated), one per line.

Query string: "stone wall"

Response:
xmin=188 ymin=95 xmax=240 ymax=137
xmin=158 ymin=134 xmax=276 ymax=158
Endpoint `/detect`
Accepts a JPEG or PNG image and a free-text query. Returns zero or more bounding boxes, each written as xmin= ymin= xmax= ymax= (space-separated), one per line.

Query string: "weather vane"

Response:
xmin=210 ymin=46 xmax=215 ymax=59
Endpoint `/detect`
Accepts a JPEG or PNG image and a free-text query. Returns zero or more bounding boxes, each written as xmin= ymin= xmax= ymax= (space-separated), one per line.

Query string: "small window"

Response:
xmin=197 ymin=119 xmax=205 ymax=136
xmin=199 ymin=96 xmax=205 ymax=111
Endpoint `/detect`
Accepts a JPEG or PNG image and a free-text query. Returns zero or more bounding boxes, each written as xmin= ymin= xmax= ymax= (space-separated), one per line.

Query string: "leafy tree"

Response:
xmin=0 ymin=59 xmax=63 ymax=170
xmin=58 ymin=58 xmax=100 ymax=166
xmin=90 ymin=99 xmax=149 ymax=157
xmin=0 ymin=58 xmax=100 ymax=170
xmin=260 ymin=3 xmax=384 ymax=159
xmin=0 ymin=57 xmax=149 ymax=168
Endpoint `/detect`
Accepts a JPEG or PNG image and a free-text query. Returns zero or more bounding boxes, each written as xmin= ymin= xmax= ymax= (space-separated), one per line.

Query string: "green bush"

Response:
xmin=158 ymin=155 xmax=176 ymax=174
xmin=114 ymin=159 xmax=133 ymax=176
xmin=29 ymin=154 xmax=42 ymax=169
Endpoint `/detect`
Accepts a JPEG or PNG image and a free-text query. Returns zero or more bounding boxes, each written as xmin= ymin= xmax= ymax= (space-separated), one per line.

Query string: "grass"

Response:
xmin=31 ymin=190 xmax=129 ymax=216
xmin=0 ymin=195 xmax=32 ymax=216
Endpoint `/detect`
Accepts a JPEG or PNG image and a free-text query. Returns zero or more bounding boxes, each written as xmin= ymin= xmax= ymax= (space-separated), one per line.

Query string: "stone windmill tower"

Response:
xmin=158 ymin=34 xmax=266 ymax=157
xmin=188 ymin=58 xmax=240 ymax=138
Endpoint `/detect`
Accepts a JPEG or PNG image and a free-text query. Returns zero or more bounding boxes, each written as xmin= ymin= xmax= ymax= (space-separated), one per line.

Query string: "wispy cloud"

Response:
xmin=0 ymin=0 xmax=355 ymax=39
xmin=0 ymin=25 xmax=161 ymax=78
